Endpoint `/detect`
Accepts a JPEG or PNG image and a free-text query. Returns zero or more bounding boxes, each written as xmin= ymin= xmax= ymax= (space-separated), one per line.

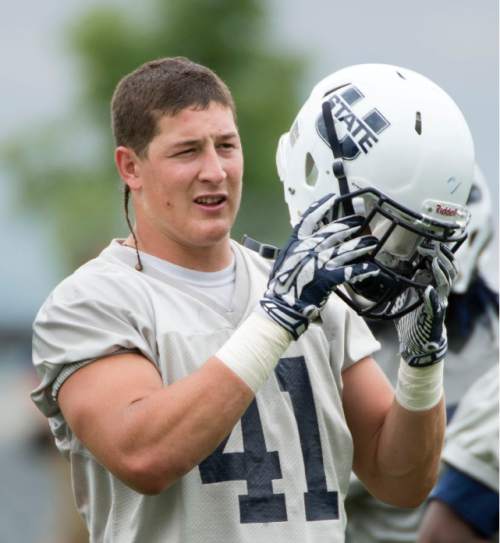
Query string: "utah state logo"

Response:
xmin=317 ymin=86 xmax=390 ymax=160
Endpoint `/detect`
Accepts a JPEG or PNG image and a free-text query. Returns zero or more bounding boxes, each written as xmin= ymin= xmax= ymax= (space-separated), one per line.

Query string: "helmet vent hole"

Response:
xmin=305 ymin=153 xmax=318 ymax=186
xmin=396 ymin=71 xmax=406 ymax=79
xmin=415 ymin=111 xmax=422 ymax=135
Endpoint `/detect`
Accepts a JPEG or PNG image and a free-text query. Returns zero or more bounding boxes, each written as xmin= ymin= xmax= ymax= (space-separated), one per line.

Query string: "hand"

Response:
xmin=260 ymin=194 xmax=380 ymax=339
xmin=395 ymin=243 xmax=457 ymax=366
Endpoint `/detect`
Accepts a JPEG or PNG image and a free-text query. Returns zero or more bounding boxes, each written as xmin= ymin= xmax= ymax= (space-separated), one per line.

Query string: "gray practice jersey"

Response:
xmin=32 ymin=239 xmax=380 ymax=543
xmin=442 ymin=364 xmax=498 ymax=493
xmin=345 ymin=304 xmax=499 ymax=543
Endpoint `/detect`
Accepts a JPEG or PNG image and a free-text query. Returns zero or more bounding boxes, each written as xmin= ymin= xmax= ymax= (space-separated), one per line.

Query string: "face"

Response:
xmin=126 ymin=102 xmax=243 ymax=261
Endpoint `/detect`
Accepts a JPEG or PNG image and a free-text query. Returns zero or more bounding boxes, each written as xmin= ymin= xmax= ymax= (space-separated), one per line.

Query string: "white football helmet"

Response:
xmin=453 ymin=164 xmax=494 ymax=294
xmin=276 ymin=63 xmax=475 ymax=318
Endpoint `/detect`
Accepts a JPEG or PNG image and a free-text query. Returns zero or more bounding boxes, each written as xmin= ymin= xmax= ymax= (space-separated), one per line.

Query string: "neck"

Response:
xmin=123 ymin=231 xmax=233 ymax=272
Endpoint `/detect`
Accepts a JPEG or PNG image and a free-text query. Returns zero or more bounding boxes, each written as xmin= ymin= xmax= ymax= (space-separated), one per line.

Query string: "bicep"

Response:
xmin=58 ymin=353 xmax=163 ymax=459
xmin=342 ymin=356 xmax=394 ymax=474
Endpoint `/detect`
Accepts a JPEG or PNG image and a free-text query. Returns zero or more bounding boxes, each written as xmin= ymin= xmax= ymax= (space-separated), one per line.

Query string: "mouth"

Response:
xmin=193 ymin=194 xmax=228 ymax=209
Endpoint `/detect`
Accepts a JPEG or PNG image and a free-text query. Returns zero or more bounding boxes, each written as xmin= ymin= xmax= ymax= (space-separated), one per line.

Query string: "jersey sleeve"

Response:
xmin=31 ymin=274 xmax=159 ymax=418
xmin=321 ymin=295 xmax=381 ymax=371
xmin=343 ymin=303 xmax=381 ymax=368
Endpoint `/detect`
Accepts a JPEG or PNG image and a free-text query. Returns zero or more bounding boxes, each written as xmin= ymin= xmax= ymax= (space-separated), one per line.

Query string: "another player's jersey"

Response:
xmin=430 ymin=365 xmax=499 ymax=542
xmin=442 ymin=364 xmax=499 ymax=492
xmin=32 ymin=239 xmax=380 ymax=543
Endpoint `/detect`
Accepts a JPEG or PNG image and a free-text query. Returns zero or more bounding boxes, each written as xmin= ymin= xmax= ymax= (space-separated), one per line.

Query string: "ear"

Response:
xmin=115 ymin=146 xmax=143 ymax=190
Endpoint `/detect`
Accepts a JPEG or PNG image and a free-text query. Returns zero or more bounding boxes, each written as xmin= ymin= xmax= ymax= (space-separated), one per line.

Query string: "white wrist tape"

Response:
xmin=395 ymin=358 xmax=444 ymax=411
xmin=216 ymin=311 xmax=292 ymax=393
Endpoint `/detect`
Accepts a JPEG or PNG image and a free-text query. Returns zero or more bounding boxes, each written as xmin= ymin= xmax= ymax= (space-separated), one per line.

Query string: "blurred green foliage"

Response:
xmin=4 ymin=0 xmax=306 ymax=270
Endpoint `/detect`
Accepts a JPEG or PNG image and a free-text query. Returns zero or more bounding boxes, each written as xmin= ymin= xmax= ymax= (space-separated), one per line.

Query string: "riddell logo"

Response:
xmin=435 ymin=204 xmax=458 ymax=216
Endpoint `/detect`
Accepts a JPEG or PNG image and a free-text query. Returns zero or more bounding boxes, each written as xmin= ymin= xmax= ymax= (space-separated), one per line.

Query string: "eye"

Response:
xmin=173 ymin=147 xmax=196 ymax=157
xmin=218 ymin=142 xmax=236 ymax=151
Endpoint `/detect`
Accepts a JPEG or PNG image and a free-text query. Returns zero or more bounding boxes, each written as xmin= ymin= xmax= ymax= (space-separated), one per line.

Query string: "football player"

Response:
xmin=31 ymin=59 xmax=472 ymax=543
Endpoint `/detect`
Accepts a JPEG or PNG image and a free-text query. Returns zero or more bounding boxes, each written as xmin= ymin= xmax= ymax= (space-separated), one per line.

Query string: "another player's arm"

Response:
xmin=58 ymin=352 xmax=254 ymax=495
xmin=418 ymin=500 xmax=490 ymax=543
xmin=342 ymin=356 xmax=444 ymax=508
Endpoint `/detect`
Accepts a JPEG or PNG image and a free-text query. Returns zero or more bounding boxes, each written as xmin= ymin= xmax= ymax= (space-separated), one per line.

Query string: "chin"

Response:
xmin=203 ymin=231 xmax=231 ymax=247
xmin=189 ymin=227 xmax=230 ymax=248
xmin=199 ymin=219 xmax=233 ymax=243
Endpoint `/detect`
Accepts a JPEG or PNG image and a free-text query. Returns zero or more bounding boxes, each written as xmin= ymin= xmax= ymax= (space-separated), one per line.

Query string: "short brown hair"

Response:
xmin=111 ymin=57 xmax=236 ymax=156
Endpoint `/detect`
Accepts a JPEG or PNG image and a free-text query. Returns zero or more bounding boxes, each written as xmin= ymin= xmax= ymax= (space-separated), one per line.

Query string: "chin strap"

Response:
xmin=242 ymin=235 xmax=280 ymax=260
xmin=321 ymin=101 xmax=355 ymax=217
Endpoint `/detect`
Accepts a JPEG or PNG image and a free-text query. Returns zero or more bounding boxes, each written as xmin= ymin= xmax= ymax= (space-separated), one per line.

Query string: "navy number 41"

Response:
xmin=199 ymin=356 xmax=339 ymax=523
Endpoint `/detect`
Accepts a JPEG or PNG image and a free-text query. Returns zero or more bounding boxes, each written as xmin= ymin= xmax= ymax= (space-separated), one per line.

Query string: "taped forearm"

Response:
xmin=216 ymin=311 xmax=292 ymax=392
xmin=395 ymin=358 xmax=444 ymax=411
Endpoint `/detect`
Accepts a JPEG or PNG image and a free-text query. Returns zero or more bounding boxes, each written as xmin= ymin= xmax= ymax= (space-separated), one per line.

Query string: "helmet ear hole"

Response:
xmin=305 ymin=153 xmax=318 ymax=186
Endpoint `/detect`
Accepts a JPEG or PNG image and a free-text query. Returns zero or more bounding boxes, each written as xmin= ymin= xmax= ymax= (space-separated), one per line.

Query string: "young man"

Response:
xmin=32 ymin=57 xmax=458 ymax=543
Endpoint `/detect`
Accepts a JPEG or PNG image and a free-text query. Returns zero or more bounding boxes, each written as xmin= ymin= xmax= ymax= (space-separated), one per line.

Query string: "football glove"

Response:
xmin=260 ymin=193 xmax=381 ymax=339
xmin=395 ymin=243 xmax=457 ymax=366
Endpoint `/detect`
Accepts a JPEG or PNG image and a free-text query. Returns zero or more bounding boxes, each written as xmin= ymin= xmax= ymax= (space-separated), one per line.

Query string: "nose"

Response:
xmin=199 ymin=144 xmax=227 ymax=184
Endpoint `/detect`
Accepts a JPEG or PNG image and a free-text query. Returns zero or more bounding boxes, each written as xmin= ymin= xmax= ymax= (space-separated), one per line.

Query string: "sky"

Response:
xmin=1 ymin=0 xmax=498 ymax=325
